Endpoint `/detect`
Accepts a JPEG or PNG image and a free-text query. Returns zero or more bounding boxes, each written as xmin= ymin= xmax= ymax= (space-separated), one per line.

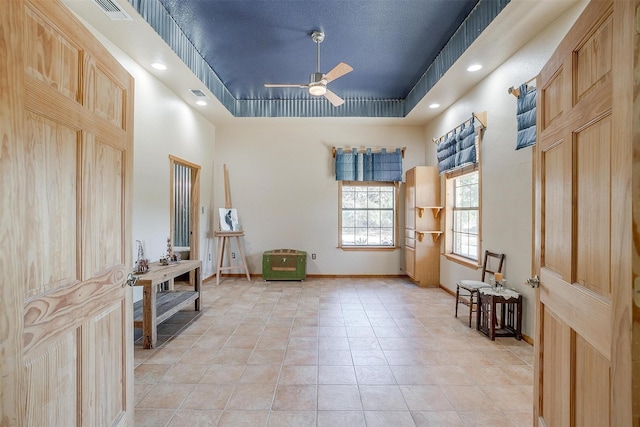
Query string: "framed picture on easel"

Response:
xmin=219 ymin=208 xmax=240 ymax=231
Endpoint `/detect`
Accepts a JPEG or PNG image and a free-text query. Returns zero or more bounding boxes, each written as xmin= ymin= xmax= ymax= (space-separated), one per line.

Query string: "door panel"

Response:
xmin=1 ymin=0 xmax=134 ymax=425
xmin=574 ymin=334 xmax=610 ymax=427
xmin=24 ymin=111 xmax=78 ymax=299
xmin=24 ymin=3 xmax=80 ymax=102
xmin=541 ymin=308 xmax=570 ymax=426
xmin=575 ymin=118 xmax=611 ymax=297
xmin=542 ymin=141 xmax=571 ymax=278
xmin=533 ymin=0 xmax=633 ymax=425
xmin=24 ymin=333 xmax=78 ymax=427
xmin=81 ymin=133 xmax=125 ymax=278
xmin=574 ymin=12 xmax=612 ymax=102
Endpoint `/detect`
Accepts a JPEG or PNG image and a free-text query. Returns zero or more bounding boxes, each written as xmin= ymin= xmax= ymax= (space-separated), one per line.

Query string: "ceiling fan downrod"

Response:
xmin=311 ymin=31 xmax=324 ymax=73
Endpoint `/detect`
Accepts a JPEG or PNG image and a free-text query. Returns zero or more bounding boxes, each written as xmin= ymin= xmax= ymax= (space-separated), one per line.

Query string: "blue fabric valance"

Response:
xmin=335 ymin=148 xmax=403 ymax=182
xmin=516 ymin=83 xmax=536 ymax=150
xmin=436 ymin=116 xmax=477 ymax=175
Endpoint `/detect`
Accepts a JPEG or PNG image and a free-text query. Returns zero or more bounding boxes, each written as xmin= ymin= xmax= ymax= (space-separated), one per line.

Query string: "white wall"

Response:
xmin=129 ymin=65 xmax=216 ymax=277
xmin=424 ymin=2 xmax=587 ymax=339
xmin=214 ymin=122 xmax=428 ymax=275
xmin=84 ymin=30 xmax=217 ymax=301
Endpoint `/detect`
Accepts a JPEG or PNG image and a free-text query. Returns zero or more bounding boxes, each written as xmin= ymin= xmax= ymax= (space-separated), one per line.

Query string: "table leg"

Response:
xmin=489 ymin=296 xmax=496 ymax=340
xmin=190 ymin=267 xmax=202 ymax=311
xmin=142 ymin=283 xmax=157 ymax=349
xmin=499 ymin=302 xmax=506 ymax=330
xmin=516 ymin=296 xmax=523 ymax=340
xmin=476 ymin=291 xmax=481 ymax=331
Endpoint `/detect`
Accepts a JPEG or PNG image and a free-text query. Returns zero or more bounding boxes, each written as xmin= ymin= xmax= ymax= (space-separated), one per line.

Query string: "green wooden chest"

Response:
xmin=262 ymin=249 xmax=307 ymax=281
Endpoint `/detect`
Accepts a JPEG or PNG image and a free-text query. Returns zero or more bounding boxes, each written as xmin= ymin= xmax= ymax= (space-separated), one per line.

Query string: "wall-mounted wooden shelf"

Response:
xmin=416 ymin=230 xmax=443 ymax=243
xmin=417 ymin=206 xmax=443 ymax=219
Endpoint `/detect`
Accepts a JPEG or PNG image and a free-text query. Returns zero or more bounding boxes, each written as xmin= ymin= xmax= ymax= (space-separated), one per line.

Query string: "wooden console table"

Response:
xmin=133 ymin=259 xmax=201 ymax=348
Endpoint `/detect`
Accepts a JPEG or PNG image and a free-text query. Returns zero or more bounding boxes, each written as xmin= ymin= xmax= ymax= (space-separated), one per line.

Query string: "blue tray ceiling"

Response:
xmin=129 ymin=0 xmax=510 ymax=118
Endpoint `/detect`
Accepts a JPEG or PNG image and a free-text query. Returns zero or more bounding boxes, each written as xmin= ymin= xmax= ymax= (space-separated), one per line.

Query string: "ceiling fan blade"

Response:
xmin=324 ymin=62 xmax=353 ymax=83
xmin=324 ymin=89 xmax=345 ymax=107
xmin=264 ymin=84 xmax=308 ymax=88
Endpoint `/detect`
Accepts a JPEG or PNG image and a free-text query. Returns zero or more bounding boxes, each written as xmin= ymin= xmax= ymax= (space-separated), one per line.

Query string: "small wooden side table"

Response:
xmin=477 ymin=288 xmax=522 ymax=340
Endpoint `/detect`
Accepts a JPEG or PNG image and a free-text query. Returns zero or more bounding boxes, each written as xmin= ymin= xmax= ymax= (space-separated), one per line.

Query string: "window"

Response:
xmin=169 ymin=155 xmax=201 ymax=261
xmin=173 ymin=162 xmax=191 ymax=248
xmin=339 ymin=181 xmax=398 ymax=248
xmin=449 ymin=171 xmax=479 ymax=261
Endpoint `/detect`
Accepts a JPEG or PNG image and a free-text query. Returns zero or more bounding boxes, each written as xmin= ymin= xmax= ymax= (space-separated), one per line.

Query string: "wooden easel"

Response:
xmin=214 ymin=164 xmax=251 ymax=285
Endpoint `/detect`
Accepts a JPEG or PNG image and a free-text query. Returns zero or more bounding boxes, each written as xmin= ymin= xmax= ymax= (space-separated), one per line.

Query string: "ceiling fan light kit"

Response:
xmin=264 ymin=31 xmax=352 ymax=107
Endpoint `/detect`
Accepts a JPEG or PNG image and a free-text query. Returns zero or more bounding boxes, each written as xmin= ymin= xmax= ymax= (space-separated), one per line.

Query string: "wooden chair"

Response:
xmin=455 ymin=250 xmax=505 ymax=327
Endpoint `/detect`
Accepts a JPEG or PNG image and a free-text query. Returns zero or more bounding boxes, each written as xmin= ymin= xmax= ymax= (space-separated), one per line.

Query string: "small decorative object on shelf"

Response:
xmin=135 ymin=240 xmax=149 ymax=273
xmin=166 ymin=237 xmax=173 ymax=260
xmin=162 ymin=237 xmax=180 ymax=264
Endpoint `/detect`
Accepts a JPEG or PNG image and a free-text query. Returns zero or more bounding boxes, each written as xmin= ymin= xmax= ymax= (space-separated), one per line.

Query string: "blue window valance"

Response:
xmin=515 ymin=83 xmax=536 ymax=150
xmin=435 ymin=115 xmax=480 ymax=175
xmin=335 ymin=148 xmax=403 ymax=182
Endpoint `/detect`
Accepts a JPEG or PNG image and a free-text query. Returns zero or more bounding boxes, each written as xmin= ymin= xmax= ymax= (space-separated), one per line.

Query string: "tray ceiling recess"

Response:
xmin=126 ymin=0 xmax=509 ymax=118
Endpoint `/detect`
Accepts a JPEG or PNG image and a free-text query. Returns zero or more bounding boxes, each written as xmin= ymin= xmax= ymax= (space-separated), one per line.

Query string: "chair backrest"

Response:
xmin=480 ymin=250 xmax=505 ymax=282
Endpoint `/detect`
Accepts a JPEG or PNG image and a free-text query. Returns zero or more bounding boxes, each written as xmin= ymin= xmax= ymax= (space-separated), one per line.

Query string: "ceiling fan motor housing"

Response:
xmin=308 ymin=72 xmax=327 ymax=96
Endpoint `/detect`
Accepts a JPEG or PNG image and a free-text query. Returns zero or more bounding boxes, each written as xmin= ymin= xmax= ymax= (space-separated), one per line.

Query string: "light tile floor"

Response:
xmin=134 ymin=277 xmax=533 ymax=427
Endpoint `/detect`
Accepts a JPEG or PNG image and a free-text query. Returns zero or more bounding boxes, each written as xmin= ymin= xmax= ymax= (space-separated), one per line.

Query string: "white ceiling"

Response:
xmin=62 ymin=0 xmax=581 ymax=127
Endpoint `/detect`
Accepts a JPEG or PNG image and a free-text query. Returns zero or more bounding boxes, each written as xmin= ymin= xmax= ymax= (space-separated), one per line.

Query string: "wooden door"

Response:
xmin=1 ymin=0 xmax=135 ymax=425
xmin=533 ymin=0 xmax=634 ymax=425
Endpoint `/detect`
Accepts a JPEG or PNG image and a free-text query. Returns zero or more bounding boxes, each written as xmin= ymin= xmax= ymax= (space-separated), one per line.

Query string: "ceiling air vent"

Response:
xmin=190 ymin=89 xmax=208 ymax=98
xmin=90 ymin=0 xmax=132 ymax=21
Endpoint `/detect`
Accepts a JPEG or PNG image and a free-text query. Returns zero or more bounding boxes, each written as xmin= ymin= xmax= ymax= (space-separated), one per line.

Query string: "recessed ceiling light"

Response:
xmin=467 ymin=64 xmax=482 ymax=72
xmin=429 ymin=103 xmax=440 ymax=109
xmin=151 ymin=62 xmax=167 ymax=71
xmin=195 ymin=100 xmax=207 ymax=106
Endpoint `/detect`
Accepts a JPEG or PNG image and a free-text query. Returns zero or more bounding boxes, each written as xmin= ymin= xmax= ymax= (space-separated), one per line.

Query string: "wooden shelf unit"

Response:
xmin=405 ymin=167 xmax=442 ymax=287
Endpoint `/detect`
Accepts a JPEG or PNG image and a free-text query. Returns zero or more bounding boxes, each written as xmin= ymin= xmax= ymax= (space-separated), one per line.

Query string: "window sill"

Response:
xmin=443 ymin=253 xmax=481 ymax=269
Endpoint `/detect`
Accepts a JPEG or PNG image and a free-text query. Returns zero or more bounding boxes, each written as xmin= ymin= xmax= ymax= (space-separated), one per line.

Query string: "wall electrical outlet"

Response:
xmin=311 ymin=253 xmax=316 ymax=260
xmin=208 ymin=253 xmax=212 ymax=261
xmin=231 ymin=252 xmax=236 ymax=259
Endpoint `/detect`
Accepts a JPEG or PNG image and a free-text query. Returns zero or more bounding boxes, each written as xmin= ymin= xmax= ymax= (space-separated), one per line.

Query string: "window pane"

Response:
xmin=342 ymin=228 xmax=355 ymax=245
xmin=342 ymin=211 xmax=355 ymax=227
xmin=380 ymin=228 xmax=393 ymax=246
xmin=368 ymin=189 xmax=380 ymax=208
xmin=355 ymin=189 xmax=368 ymax=208
xmin=342 ymin=188 xmax=355 ymax=208
xmin=368 ymin=228 xmax=380 ymax=245
xmin=380 ymin=211 xmax=393 ymax=227
xmin=380 ymin=189 xmax=393 ymax=208
xmin=468 ymin=210 xmax=478 ymax=233
xmin=368 ymin=210 xmax=381 ymax=227
xmin=355 ymin=228 xmax=368 ymax=245
xmin=356 ymin=211 xmax=367 ymax=227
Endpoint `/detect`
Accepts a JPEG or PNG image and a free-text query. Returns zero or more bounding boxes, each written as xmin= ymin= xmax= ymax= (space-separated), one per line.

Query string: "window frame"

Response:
xmin=338 ymin=181 xmax=400 ymax=250
xmin=444 ymin=165 xmax=482 ymax=267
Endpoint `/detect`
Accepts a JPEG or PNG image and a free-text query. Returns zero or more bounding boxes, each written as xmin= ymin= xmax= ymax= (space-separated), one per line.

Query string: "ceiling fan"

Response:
xmin=264 ymin=31 xmax=353 ymax=107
